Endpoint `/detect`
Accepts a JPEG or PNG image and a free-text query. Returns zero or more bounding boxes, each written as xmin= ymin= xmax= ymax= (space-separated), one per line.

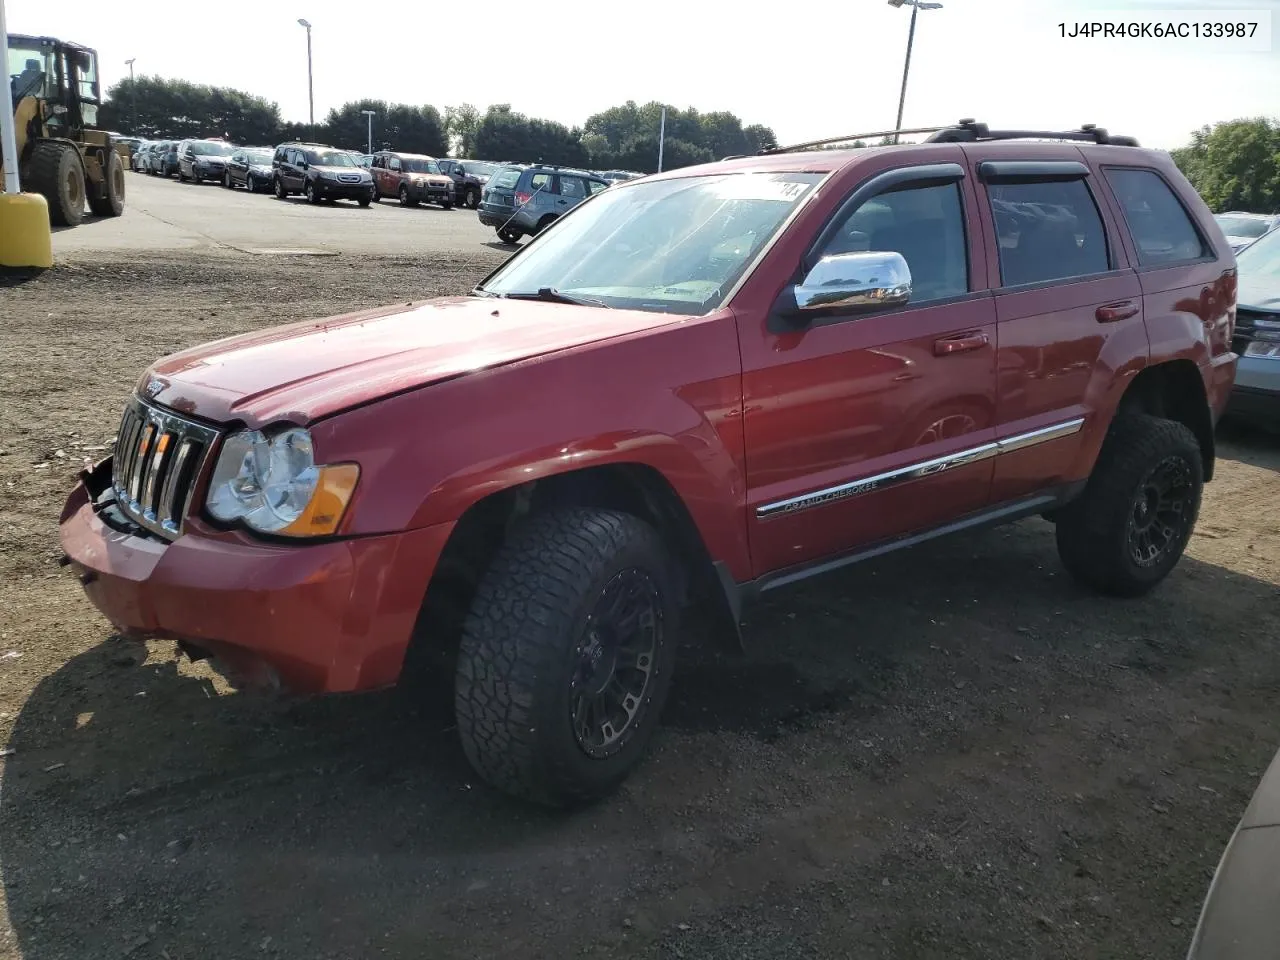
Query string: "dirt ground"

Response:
xmin=2 ymin=252 xmax=1279 ymax=960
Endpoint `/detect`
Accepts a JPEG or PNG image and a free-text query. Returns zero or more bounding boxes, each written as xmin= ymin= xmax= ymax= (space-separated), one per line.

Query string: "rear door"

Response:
xmin=966 ymin=145 xmax=1145 ymax=504
xmin=555 ymin=174 xmax=588 ymax=213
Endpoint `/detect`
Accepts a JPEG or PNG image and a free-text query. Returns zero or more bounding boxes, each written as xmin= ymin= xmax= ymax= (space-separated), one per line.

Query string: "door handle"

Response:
xmin=934 ymin=332 xmax=990 ymax=356
xmin=1096 ymin=301 xmax=1139 ymax=323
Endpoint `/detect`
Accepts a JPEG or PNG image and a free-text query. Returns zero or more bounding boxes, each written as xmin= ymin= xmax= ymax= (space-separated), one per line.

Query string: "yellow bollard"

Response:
xmin=0 ymin=191 xmax=54 ymax=269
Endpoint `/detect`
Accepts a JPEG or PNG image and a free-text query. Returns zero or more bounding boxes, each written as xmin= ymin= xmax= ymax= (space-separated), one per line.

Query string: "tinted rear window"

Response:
xmin=491 ymin=167 xmax=522 ymax=189
xmin=988 ymin=180 xmax=1110 ymax=286
xmin=1104 ymin=167 xmax=1208 ymax=266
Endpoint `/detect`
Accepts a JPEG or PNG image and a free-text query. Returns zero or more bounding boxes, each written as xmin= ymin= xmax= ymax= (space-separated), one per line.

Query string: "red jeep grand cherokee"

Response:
xmin=60 ymin=120 xmax=1238 ymax=806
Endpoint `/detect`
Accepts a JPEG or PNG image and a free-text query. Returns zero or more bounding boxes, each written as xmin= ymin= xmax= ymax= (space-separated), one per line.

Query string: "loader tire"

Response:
xmin=27 ymin=141 xmax=85 ymax=227
xmin=88 ymin=148 xmax=126 ymax=217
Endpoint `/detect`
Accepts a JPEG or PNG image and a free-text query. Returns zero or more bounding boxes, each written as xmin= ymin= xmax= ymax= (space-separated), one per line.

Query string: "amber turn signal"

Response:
xmin=280 ymin=463 xmax=361 ymax=537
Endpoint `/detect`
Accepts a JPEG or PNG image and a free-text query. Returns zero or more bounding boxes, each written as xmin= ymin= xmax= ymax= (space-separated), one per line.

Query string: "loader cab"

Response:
xmin=6 ymin=34 xmax=102 ymax=136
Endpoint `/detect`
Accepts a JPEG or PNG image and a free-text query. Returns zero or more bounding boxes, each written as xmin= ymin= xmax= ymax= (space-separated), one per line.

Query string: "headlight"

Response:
xmin=206 ymin=428 xmax=359 ymax=537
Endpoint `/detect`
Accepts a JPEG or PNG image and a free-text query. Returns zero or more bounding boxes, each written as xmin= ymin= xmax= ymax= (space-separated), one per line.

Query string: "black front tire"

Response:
xmin=305 ymin=181 xmax=321 ymax=204
xmin=440 ymin=200 xmax=453 ymax=210
xmin=455 ymin=508 xmax=679 ymax=807
xmin=1055 ymin=413 xmax=1203 ymax=597
xmin=465 ymin=187 xmax=479 ymax=209
xmin=274 ymin=177 xmax=287 ymax=199
xmin=27 ymin=140 xmax=86 ymax=226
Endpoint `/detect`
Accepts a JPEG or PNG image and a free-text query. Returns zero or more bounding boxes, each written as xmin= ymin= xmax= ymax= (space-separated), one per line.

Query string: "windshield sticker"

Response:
xmin=710 ymin=176 xmax=810 ymax=202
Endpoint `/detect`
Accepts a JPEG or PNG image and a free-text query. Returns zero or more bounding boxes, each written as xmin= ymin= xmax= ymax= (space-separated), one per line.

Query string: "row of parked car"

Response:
xmin=127 ymin=137 xmax=644 ymax=229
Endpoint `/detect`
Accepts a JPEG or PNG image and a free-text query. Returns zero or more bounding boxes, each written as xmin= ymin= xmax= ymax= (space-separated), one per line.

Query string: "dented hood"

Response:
xmin=142 ymin=296 xmax=684 ymax=427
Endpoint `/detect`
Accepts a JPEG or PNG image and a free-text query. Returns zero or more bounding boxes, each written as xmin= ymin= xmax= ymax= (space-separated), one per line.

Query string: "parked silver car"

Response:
xmin=1226 ymin=222 xmax=1280 ymax=427
xmin=1214 ymin=211 xmax=1279 ymax=253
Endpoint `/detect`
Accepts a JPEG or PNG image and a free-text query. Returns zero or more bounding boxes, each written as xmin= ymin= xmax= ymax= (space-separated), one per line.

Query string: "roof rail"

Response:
xmin=763 ymin=119 xmax=1140 ymax=155
xmin=762 ymin=125 xmax=949 ymax=154
xmin=924 ymin=119 xmax=1139 ymax=146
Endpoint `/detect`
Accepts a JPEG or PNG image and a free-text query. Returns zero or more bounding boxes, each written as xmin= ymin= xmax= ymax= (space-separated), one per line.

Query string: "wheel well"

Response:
xmin=401 ymin=464 xmax=737 ymax=686
xmin=1118 ymin=360 xmax=1215 ymax=481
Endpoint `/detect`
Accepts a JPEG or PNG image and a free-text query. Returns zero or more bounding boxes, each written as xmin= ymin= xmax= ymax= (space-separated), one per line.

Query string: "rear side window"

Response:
xmin=588 ymin=179 xmax=608 ymax=195
xmin=1103 ymin=167 xmax=1208 ymax=266
xmin=529 ymin=172 xmax=554 ymax=193
xmin=491 ymin=167 xmax=522 ymax=189
xmin=988 ymin=180 xmax=1109 ymax=286
xmin=558 ymin=176 xmax=586 ymax=199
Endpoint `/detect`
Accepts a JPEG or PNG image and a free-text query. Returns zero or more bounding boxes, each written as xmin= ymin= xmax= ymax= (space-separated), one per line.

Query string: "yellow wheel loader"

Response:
xmin=4 ymin=34 xmax=125 ymax=226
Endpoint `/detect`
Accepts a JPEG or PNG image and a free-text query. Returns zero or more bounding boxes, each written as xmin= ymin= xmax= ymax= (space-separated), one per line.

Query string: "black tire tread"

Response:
xmin=1055 ymin=413 xmax=1202 ymax=597
xmin=455 ymin=507 xmax=671 ymax=806
xmin=87 ymin=149 xmax=125 ymax=217
xmin=26 ymin=140 xmax=84 ymax=227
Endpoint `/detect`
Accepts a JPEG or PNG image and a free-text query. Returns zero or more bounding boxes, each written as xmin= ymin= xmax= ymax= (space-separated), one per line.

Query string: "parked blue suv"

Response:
xmin=477 ymin=164 xmax=609 ymax=245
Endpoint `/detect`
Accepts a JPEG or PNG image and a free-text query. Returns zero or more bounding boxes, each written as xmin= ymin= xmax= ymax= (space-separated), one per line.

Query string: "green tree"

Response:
xmin=581 ymin=101 xmax=776 ymax=173
xmin=322 ymin=100 xmax=446 ymax=156
xmin=1171 ymin=118 xmax=1280 ymax=212
xmin=474 ymin=105 xmax=586 ymax=166
xmin=100 ymin=76 xmax=283 ymax=144
xmin=445 ymin=103 xmax=481 ymax=157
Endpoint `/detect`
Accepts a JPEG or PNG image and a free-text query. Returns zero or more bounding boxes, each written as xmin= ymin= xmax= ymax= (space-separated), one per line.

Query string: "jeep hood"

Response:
xmin=143 ymin=296 xmax=686 ymax=426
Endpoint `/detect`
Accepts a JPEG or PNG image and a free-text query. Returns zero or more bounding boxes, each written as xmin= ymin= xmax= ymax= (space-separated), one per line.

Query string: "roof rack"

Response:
xmin=762 ymin=125 xmax=949 ymax=154
xmin=762 ymin=119 xmax=1139 ymax=155
xmin=925 ymin=119 xmax=1139 ymax=146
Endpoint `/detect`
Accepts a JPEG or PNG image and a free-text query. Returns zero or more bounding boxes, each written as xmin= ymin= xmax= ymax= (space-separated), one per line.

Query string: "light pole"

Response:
xmin=361 ymin=109 xmax=375 ymax=154
xmin=657 ymin=105 xmax=666 ymax=173
xmin=887 ymin=0 xmax=942 ymax=143
xmin=124 ymin=58 xmax=137 ymax=134
xmin=297 ymin=18 xmax=314 ymax=140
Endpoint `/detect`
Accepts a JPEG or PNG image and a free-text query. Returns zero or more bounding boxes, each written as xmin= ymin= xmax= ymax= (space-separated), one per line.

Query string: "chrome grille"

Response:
xmin=110 ymin=397 xmax=219 ymax=539
xmin=338 ymin=174 xmax=361 ymax=183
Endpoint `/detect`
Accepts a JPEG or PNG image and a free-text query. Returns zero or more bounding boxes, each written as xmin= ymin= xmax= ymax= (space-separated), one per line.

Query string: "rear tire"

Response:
xmin=441 ymin=200 xmax=453 ymax=210
xmin=497 ymin=227 xmax=521 ymax=245
xmin=27 ymin=140 xmax=86 ymax=227
xmin=1055 ymin=414 xmax=1203 ymax=597
xmin=455 ymin=508 xmax=679 ymax=806
xmin=87 ymin=148 xmax=125 ymax=217
xmin=535 ymin=214 xmax=557 ymax=234
xmin=465 ymin=187 xmax=479 ymax=209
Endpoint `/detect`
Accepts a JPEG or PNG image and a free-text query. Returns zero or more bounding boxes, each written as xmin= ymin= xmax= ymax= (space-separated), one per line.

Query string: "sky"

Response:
xmin=6 ymin=0 xmax=1279 ymax=151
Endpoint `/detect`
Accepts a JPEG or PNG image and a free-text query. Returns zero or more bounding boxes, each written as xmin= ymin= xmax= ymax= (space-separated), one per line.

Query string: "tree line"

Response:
xmin=1170 ymin=118 xmax=1280 ymax=214
xmin=98 ymin=78 xmax=778 ymax=174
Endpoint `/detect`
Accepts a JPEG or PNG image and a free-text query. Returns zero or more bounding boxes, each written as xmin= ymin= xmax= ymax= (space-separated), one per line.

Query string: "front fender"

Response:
xmin=310 ymin=316 xmax=753 ymax=580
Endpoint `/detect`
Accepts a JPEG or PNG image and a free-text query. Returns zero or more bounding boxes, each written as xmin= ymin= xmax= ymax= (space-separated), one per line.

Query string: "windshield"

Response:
xmin=191 ymin=141 xmax=234 ymax=156
xmin=246 ymin=148 xmax=272 ymax=164
xmin=404 ymin=158 xmax=441 ymax=174
xmin=1236 ymin=225 xmax=1280 ymax=306
xmin=7 ymin=37 xmax=53 ymax=100
xmin=463 ymin=161 xmax=498 ymax=177
xmin=479 ymin=171 xmax=824 ymax=315
xmin=1216 ymin=215 xmax=1272 ymax=239
xmin=308 ymin=150 xmax=357 ymax=167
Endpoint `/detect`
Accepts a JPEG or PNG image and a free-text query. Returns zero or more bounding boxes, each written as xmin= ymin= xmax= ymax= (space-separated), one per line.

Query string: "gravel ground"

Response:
xmin=1 ymin=251 xmax=1278 ymax=960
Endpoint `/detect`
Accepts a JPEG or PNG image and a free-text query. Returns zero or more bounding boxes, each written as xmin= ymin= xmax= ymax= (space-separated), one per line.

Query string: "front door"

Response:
xmin=740 ymin=163 xmax=999 ymax=576
xmin=965 ymin=146 xmax=1146 ymax=504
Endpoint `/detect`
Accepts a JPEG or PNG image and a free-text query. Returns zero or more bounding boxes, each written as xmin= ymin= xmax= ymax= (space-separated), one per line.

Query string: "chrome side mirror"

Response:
xmin=794 ymin=251 xmax=912 ymax=312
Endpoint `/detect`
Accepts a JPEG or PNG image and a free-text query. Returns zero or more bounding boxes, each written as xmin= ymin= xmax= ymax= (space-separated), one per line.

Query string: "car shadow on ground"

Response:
xmin=2 ymin=431 xmax=1279 ymax=958
xmin=1217 ymin=419 xmax=1280 ymax=470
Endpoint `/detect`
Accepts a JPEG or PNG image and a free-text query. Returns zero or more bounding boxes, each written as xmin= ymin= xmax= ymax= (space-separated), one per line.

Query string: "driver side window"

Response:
xmin=390 ymin=157 xmax=402 ymax=172
xmin=813 ymin=182 xmax=969 ymax=305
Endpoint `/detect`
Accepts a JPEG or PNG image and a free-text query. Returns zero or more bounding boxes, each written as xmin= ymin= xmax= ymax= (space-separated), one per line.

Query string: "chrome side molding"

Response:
xmin=756 ymin=416 xmax=1085 ymax=519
